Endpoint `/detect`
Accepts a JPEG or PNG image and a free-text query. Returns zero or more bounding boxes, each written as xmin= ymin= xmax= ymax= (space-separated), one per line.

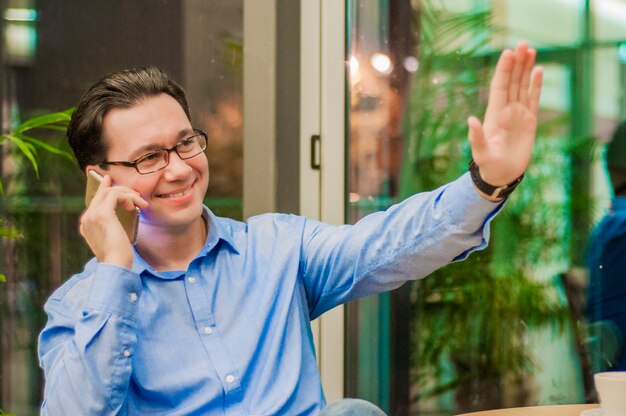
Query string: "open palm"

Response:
xmin=468 ymin=41 xmax=543 ymax=188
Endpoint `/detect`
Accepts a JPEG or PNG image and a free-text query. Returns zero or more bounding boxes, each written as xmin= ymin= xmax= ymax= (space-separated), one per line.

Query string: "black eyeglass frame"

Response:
xmin=98 ymin=129 xmax=208 ymax=175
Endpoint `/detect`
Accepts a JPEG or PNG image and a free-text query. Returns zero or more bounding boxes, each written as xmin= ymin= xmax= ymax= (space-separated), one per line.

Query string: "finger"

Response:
xmin=100 ymin=174 xmax=113 ymax=188
xmin=92 ymin=179 xmax=144 ymax=208
xmin=527 ymin=66 xmax=544 ymax=115
xmin=485 ymin=48 xmax=514 ymax=117
xmin=467 ymin=116 xmax=486 ymax=155
xmin=508 ymin=41 xmax=528 ymax=103
xmin=121 ymin=195 xmax=148 ymax=211
xmin=103 ymin=191 xmax=146 ymax=216
xmin=131 ymin=195 xmax=149 ymax=209
xmin=113 ymin=188 xmax=148 ymax=210
xmin=518 ymin=47 xmax=536 ymax=105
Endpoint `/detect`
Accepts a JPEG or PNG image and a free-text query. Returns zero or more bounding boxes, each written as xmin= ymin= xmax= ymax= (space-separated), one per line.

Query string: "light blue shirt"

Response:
xmin=38 ymin=173 xmax=501 ymax=415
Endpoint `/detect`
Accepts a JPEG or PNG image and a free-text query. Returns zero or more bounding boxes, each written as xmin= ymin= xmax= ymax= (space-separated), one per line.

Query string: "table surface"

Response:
xmin=455 ymin=403 xmax=600 ymax=416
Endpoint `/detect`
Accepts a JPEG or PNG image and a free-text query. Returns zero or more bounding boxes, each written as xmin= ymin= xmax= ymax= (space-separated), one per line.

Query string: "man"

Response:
xmin=586 ymin=120 xmax=626 ymax=372
xmin=38 ymin=41 xmax=542 ymax=415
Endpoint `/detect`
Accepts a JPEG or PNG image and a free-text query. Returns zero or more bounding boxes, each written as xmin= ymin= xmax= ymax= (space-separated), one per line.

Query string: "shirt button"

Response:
xmin=203 ymin=326 xmax=213 ymax=335
xmin=123 ymin=349 xmax=131 ymax=357
xmin=226 ymin=374 xmax=235 ymax=383
xmin=187 ymin=276 xmax=196 ymax=284
xmin=129 ymin=293 xmax=138 ymax=302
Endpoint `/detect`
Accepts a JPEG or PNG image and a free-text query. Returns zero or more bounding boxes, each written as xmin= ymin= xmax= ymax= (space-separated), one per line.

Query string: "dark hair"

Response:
xmin=67 ymin=66 xmax=191 ymax=171
xmin=606 ymin=120 xmax=626 ymax=195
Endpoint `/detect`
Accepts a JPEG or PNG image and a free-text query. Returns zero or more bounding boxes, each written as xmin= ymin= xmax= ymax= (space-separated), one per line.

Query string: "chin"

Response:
xmin=141 ymin=203 xmax=204 ymax=229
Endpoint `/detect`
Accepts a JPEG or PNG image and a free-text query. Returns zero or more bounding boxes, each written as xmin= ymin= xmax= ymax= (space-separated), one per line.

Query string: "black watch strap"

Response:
xmin=468 ymin=159 xmax=524 ymax=199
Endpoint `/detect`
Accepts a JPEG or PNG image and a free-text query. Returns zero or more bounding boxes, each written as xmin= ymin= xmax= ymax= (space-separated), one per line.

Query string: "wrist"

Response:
xmin=101 ymin=250 xmax=134 ymax=270
xmin=468 ymin=159 xmax=524 ymax=201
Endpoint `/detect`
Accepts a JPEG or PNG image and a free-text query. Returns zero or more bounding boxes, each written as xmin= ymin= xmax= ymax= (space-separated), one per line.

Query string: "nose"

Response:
xmin=162 ymin=151 xmax=192 ymax=180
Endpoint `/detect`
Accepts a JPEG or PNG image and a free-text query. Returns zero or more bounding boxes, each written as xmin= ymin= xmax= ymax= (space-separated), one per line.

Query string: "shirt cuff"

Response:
xmin=445 ymin=172 xmax=505 ymax=229
xmin=441 ymin=173 xmax=506 ymax=261
xmin=86 ymin=263 xmax=142 ymax=320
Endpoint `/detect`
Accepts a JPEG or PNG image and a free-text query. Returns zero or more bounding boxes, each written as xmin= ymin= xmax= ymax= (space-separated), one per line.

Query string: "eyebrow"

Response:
xmin=128 ymin=128 xmax=195 ymax=160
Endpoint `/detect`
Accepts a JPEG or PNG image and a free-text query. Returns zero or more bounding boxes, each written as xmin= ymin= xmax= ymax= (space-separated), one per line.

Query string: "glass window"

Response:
xmin=346 ymin=0 xmax=626 ymax=413
xmin=500 ymin=0 xmax=583 ymax=47
xmin=0 ymin=1 xmax=243 ymax=413
xmin=594 ymin=1 xmax=626 ymax=42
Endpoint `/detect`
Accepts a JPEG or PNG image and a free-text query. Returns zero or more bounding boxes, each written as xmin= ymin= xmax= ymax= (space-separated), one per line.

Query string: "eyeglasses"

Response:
xmin=99 ymin=129 xmax=208 ymax=174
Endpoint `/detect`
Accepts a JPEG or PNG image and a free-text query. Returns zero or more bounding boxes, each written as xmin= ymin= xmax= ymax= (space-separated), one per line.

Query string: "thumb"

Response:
xmin=467 ymin=116 xmax=486 ymax=157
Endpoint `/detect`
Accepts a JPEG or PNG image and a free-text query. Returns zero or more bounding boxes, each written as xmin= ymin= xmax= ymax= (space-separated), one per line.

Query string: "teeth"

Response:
xmin=159 ymin=187 xmax=190 ymax=198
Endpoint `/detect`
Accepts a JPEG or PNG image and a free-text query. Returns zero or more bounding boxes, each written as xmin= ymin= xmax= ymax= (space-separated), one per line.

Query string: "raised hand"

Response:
xmin=467 ymin=41 xmax=543 ymax=197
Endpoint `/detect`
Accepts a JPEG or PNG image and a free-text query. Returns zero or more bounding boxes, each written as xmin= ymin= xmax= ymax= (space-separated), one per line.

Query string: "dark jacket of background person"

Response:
xmin=586 ymin=121 xmax=626 ymax=371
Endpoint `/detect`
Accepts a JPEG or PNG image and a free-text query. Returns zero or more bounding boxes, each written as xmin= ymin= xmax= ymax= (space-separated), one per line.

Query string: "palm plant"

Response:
xmin=0 ymin=109 xmax=74 ymax=415
xmin=402 ymin=1 xmax=572 ymax=412
xmin=0 ymin=110 xmax=73 ymax=280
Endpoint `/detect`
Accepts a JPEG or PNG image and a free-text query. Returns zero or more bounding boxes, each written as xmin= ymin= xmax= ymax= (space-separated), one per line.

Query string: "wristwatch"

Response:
xmin=468 ymin=159 xmax=524 ymax=199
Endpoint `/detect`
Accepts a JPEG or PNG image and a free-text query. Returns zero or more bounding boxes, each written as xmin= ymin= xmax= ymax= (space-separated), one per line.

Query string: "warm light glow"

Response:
xmin=5 ymin=24 xmax=37 ymax=60
xmin=4 ymin=8 xmax=37 ymax=22
xmin=349 ymin=55 xmax=360 ymax=77
xmin=349 ymin=192 xmax=361 ymax=203
xmin=348 ymin=55 xmax=361 ymax=87
xmin=404 ymin=56 xmax=419 ymax=73
xmin=370 ymin=52 xmax=393 ymax=75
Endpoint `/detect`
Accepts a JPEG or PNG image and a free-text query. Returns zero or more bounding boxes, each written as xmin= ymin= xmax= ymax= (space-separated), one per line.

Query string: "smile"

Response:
xmin=156 ymin=183 xmax=194 ymax=198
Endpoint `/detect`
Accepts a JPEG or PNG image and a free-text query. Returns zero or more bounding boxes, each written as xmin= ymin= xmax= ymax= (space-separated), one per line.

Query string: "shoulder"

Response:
xmin=245 ymin=212 xmax=308 ymax=232
xmin=207 ymin=209 xmax=307 ymax=237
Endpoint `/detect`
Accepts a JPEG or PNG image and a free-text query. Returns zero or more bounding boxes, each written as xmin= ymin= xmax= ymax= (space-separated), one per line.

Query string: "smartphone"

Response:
xmin=85 ymin=170 xmax=140 ymax=245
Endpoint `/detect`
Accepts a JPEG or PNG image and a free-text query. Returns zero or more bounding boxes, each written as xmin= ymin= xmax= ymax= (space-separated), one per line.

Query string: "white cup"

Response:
xmin=595 ymin=371 xmax=626 ymax=416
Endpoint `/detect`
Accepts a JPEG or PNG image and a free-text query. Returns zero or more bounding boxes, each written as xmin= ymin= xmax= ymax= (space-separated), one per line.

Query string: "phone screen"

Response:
xmin=85 ymin=170 xmax=140 ymax=245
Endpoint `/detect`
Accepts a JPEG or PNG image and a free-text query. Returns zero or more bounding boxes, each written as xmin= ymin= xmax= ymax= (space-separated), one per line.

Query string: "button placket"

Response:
xmin=184 ymin=268 xmax=240 ymax=395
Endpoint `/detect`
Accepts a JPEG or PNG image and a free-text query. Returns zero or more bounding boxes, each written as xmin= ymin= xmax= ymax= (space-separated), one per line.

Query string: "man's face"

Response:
xmin=93 ymin=93 xmax=209 ymax=233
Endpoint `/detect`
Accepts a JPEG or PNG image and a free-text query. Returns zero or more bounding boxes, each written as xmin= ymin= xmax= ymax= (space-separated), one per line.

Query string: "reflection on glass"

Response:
xmin=586 ymin=121 xmax=626 ymax=373
xmin=346 ymin=0 xmax=626 ymax=414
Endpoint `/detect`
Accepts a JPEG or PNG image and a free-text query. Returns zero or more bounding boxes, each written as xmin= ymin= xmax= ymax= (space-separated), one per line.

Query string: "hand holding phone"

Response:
xmin=85 ymin=170 xmax=141 ymax=245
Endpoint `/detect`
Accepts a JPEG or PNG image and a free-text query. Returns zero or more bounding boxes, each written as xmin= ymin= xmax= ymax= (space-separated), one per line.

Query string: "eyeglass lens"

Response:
xmin=136 ymin=134 xmax=206 ymax=174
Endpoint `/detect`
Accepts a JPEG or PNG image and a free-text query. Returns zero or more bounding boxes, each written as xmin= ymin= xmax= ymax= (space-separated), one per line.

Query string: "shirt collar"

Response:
xmin=199 ymin=206 xmax=240 ymax=256
xmin=130 ymin=206 xmax=240 ymax=277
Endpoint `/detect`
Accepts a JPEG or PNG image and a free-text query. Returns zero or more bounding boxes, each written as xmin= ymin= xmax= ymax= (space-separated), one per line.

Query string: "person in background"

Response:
xmin=38 ymin=41 xmax=542 ymax=415
xmin=586 ymin=120 xmax=626 ymax=372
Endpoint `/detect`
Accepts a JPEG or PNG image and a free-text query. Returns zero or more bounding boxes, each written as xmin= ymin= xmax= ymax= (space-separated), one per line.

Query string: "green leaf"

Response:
xmin=8 ymin=134 xmax=39 ymax=176
xmin=13 ymin=109 xmax=73 ymax=134
xmin=0 ymin=219 xmax=22 ymax=239
xmin=42 ymin=125 xmax=71 ymax=132
xmin=14 ymin=133 xmax=73 ymax=160
xmin=0 ymin=274 xmax=5 ymax=283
